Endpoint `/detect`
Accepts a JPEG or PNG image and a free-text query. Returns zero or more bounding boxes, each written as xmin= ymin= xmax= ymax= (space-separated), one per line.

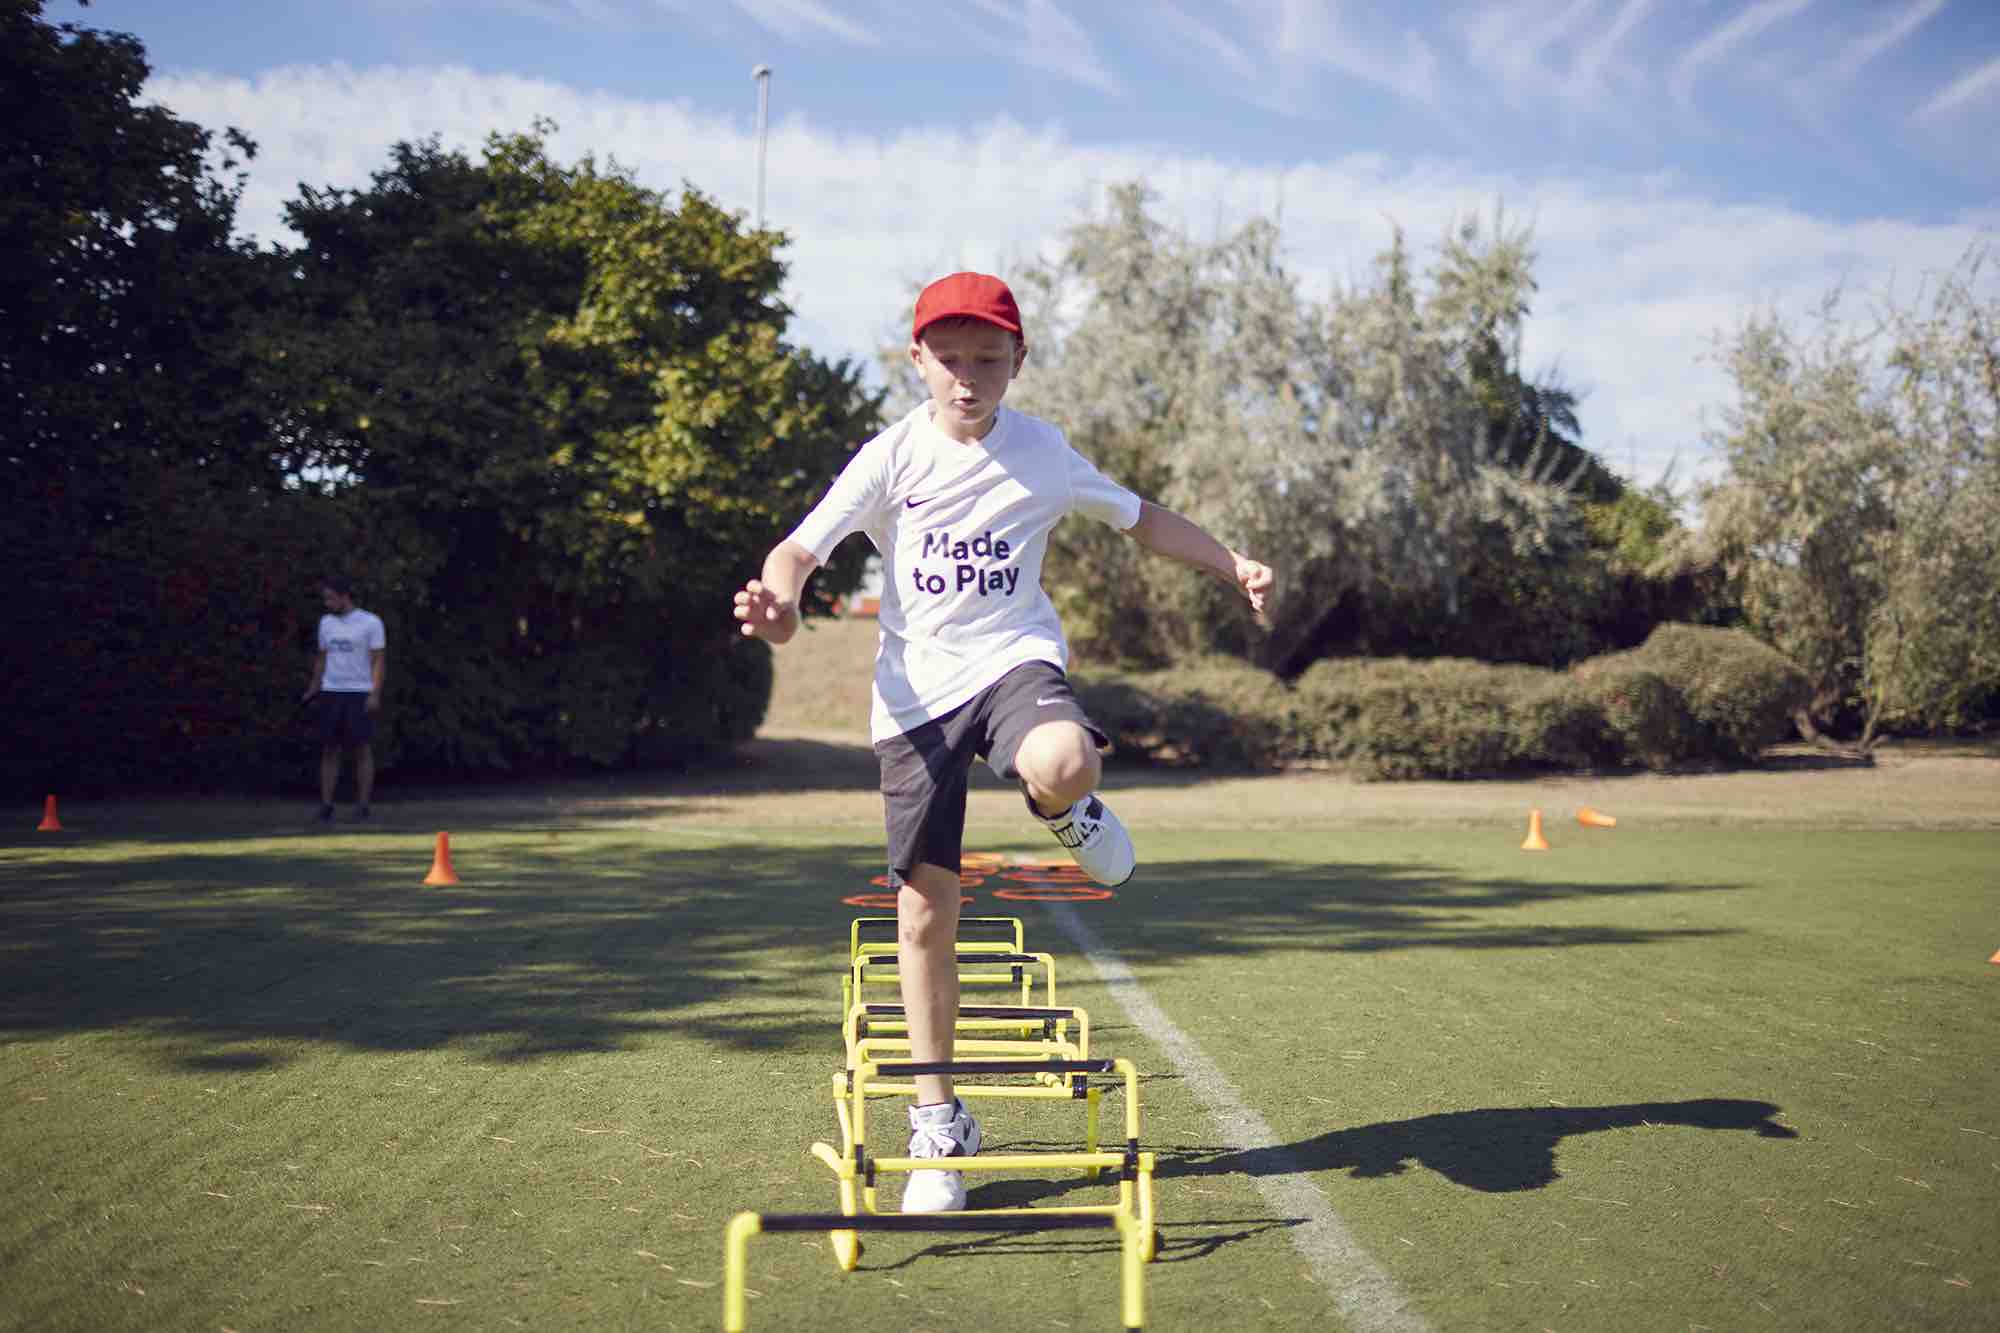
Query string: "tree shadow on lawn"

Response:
xmin=1 ymin=794 xmax=737 ymax=850
xmin=1166 ymin=1097 xmax=1800 ymax=1193
xmin=1080 ymin=856 xmax=1743 ymax=962
xmin=0 ymin=736 xmax=883 ymax=851
xmin=0 ymin=839 xmax=890 ymax=1068
xmin=0 ymin=846 xmax=1740 ymax=1074
xmin=857 ymin=1216 xmax=1305 ymax=1273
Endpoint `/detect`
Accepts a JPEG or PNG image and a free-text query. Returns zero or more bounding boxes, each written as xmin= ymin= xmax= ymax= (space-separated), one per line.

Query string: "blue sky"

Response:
xmin=92 ymin=0 xmax=2000 ymax=482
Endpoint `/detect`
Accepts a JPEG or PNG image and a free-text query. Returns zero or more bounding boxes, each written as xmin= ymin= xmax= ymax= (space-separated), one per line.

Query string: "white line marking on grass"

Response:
xmin=1046 ymin=903 xmax=1430 ymax=1333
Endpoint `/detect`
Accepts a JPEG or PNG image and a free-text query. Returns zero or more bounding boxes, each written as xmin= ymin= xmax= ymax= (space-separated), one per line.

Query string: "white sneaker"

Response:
xmin=1038 ymin=794 xmax=1136 ymax=887
xmin=901 ymin=1099 xmax=982 ymax=1214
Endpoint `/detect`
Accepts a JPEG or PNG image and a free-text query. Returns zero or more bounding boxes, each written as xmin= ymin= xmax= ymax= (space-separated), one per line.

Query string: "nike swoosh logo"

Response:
xmin=1036 ymin=696 xmax=1063 ymax=706
xmin=905 ymin=495 xmax=940 ymax=509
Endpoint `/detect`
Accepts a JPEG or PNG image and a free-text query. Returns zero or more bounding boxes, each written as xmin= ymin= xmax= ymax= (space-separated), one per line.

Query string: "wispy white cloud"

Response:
xmin=728 ymin=0 xmax=882 ymax=47
xmin=1776 ymin=0 xmax=1944 ymax=143
xmin=1251 ymin=0 xmax=1443 ymax=114
xmin=1023 ymin=0 xmax=1125 ymax=97
xmin=1453 ymin=0 xmax=1601 ymax=109
xmin=1144 ymin=0 xmax=1259 ymax=85
xmin=1914 ymin=52 xmax=2000 ymax=124
xmin=1669 ymin=0 xmax=1814 ymax=112
xmin=1448 ymin=0 xmax=1666 ymax=142
xmin=388 ymin=0 xmax=641 ymax=27
xmin=146 ymin=62 xmax=1989 ymax=485
xmin=967 ymin=0 xmax=1020 ymax=24
xmin=1573 ymin=0 xmax=1657 ymax=89
xmin=477 ymin=0 xmax=582 ymax=25
xmin=1817 ymin=0 xmax=1945 ymax=88
xmin=938 ymin=0 xmax=1124 ymax=96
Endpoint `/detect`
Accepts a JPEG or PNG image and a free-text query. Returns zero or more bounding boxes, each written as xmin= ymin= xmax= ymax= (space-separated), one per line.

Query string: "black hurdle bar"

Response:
xmin=856 ymin=953 xmax=1045 ymax=966
xmin=860 ymin=1004 xmax=1074 ymax=1019
xmin=854 ymin=916 xmax=1022 ymax=944
xmin=874 ymin=1058 xmax=1114 ymax=1077
xmin=751 ymin=1212 xmax=1118 ymax=1233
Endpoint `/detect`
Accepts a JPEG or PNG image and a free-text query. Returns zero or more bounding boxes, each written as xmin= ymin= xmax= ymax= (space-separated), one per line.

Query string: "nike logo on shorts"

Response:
xmin=1036 ymin=696 xmax=1063 ymax=706
xmin=905 ymin=495 xmax=939 ymax=509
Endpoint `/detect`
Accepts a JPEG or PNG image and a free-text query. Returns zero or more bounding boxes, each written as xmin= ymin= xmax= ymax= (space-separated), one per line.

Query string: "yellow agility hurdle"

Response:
xmin=842 ymin=1001 xmax=1088 ymax=1072
xmin=842 ymin=1002 xmax=1105 ymax=1175
xmin=841 ymin=917 xmax=1033 ymax=1018
xmin=723 ymin=1208 xmax=1146 ymax=1331
xmin=716 ymin=920 xmax=1159 ymax=1329
xmin=848 ymin=915 xmax=1026 ymax=958
xmin=810 ymin=1055 xmax=1157 ymax=1273
xmin=848 ymin=949 xmax=1060 ymax=1011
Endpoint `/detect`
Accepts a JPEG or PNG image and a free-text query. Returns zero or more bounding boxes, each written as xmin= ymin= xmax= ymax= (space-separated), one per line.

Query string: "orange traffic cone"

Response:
xmin=1989 ymin=948 xmax=2000 ymax=966
xmin=1576 ymin=806 xmax=1617 ymax=829
xmin=423 ymin=832 xmax=460 ymax=886
xmin=1521 ymin=809 xmax=1550 ymax=851
xmin=36 ymin=795 xmax=63 ymax=832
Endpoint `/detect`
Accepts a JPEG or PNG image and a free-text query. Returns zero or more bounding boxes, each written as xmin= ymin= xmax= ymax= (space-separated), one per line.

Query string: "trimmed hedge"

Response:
xmin=1076 ymin=656 xmax=1296 ymax=769
xmin=1566 ymin=665 xmax=1696 ymax=771
xmin=1073 ymin=624 xmax=1807 ymax=779
xmin=1589 ymin=624 xmax=1810 ymax=763
xmin=1292 ymin=658 xmax=1522 ymax=779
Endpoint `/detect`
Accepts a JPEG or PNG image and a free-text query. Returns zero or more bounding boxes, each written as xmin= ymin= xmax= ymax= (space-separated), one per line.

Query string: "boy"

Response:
xmin=732 ymin=272 xmax=1272 ymax=1212
xmin=302 ymin=575 xmax=387 ymax=822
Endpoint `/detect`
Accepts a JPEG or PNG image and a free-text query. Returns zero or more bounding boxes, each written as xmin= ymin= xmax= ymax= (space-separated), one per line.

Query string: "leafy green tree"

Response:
xmin=1868 ymin=255 xmax=2000 ymax=736
xmin=1 ymin=5 xmax=872 ymax=795
xmin=908 ymin=187 xmax=1597 ymax=674
xmin=0 ymin=0 xmax=303 ymax=797
xmin=1 ymin=0 xmax=266 ymax=501
xmin=269 ymin=128 xmax=882 ymax=772
xmin=1688 ymin=247 xmax=2000 ymax=744
xmin=1433 ymin=211 xmax=1618 ymax=503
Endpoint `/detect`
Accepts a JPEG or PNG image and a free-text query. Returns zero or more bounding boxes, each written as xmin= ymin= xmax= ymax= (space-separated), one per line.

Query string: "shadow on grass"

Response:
xmin=1166 ymin=1097 xmax=1799 ymax=1193
xmin=1074 ymin=857 xmax=1743 ymax=962
xmin=857 ymin=1216 xmax=1305 ymax=1273
xmin=0 ymin=839 xmax=888 ymax=1068
xmin=0 ymin=736 xmax=887 ymax=851
xmin=979 ymin=1099 xmax=1796 ymax=1215
xmin=0 ymin=841 xmax=1743 ymax=1072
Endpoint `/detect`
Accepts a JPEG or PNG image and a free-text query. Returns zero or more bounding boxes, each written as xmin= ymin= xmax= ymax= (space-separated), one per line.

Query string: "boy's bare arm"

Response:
xmin=1125 ymin=501 xmax=1275 ymax=624
xmin=733 ymin=540 xmax=821 ymax=645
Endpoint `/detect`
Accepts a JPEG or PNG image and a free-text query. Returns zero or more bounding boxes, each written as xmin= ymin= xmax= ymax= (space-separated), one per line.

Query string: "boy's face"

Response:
xmin=321 ymin=587 xmax=353 ymax=614
xmin=909 ymin=318 xmax=1027 ymax=442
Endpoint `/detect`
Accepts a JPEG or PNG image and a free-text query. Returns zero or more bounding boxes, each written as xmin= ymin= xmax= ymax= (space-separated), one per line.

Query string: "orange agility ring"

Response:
xmin=842 ymin=893 xmax=974 ymax=910
xmin=993 ymin=885 xmax=1115 ymax=903
xmin=1000 ymin=863 xmax=1095 ymax=882
xmin=870 ymin=870 xmax=990 ymax=889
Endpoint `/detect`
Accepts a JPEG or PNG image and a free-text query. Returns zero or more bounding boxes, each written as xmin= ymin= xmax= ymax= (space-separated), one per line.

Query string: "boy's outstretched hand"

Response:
xmin=732 ymin=579 xmax=800 ymax=645
xmin=1234 ymin=554 xmax=1275 ymax=627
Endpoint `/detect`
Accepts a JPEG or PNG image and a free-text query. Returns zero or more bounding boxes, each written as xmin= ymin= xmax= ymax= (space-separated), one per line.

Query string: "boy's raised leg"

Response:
xmin=1015 ymin=720 xmax=1135 ymax=886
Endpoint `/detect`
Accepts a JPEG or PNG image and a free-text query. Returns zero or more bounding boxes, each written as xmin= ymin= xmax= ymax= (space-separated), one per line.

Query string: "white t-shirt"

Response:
xmin=788 ymin=403 xmax=1142 ymax=742
xmin=317 ymin=609 xmax=386 ymax=693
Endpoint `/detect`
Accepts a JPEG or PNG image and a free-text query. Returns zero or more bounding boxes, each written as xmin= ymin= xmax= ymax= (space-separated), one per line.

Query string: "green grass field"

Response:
xmin=4 ymin=759 xmax=1997 ymax=1332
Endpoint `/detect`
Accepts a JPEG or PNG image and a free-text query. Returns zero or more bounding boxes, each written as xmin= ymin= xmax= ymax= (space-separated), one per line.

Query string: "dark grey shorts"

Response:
xmin=874 ymin=661 xmax=1105 ymax=887
xmin=317 ymin=691 xmax=375 ymax=746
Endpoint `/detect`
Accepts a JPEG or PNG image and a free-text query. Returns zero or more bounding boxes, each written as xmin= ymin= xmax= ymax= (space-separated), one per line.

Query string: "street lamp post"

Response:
xmin=752 ymin=64 xmax=771 ymax=230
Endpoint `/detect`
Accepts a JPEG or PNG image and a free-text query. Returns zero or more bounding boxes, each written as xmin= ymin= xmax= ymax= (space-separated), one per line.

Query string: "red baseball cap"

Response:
xmin=912 ymin=272 xmax=1023 ymax=343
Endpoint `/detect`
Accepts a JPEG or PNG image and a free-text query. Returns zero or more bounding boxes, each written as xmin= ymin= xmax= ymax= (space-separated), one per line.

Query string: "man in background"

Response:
xmin=303 ymin=575 xmax=387 ymax=822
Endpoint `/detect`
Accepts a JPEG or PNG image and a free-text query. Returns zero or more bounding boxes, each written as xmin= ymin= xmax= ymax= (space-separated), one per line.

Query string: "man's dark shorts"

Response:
xmin=317 ymin=691 xmax=375 ymax=747
xmin=874 ymin=661 xmax=1106 ymax=888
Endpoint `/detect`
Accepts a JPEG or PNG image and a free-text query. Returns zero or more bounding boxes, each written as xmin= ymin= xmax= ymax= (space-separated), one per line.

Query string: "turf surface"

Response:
xmin=3 ymin=806 xmax=1996 ymax=1331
